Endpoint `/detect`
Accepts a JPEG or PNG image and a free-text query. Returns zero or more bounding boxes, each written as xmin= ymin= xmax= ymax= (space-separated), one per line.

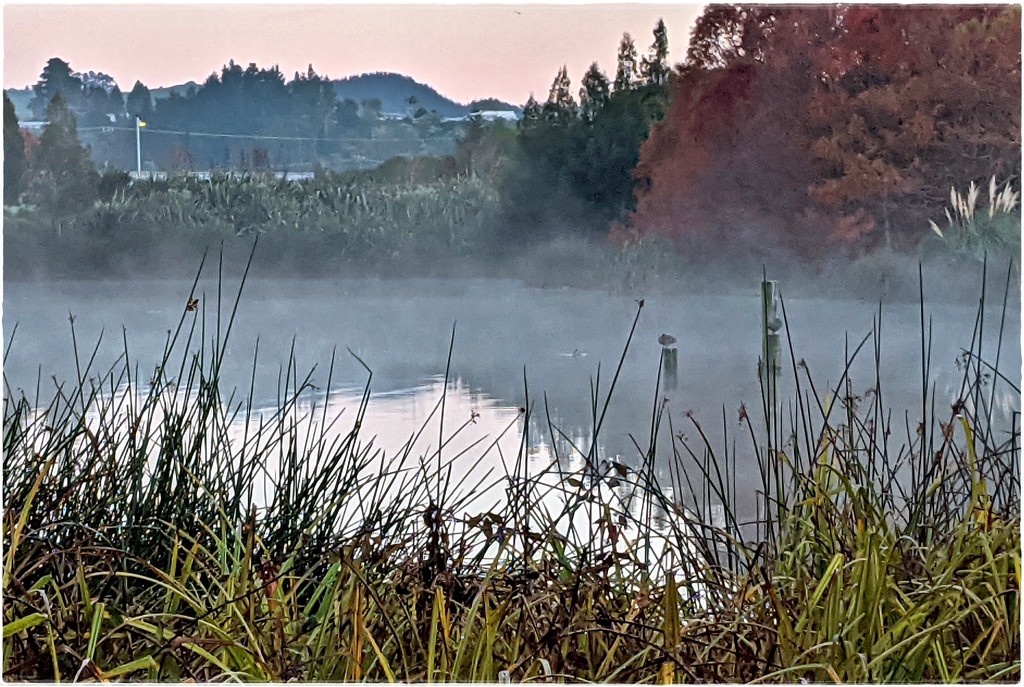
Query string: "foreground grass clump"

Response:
xmin=928 ymin=176 xmax=1021 ymax=261
xmin=3 ymin=259 xmax=1020 ymax=682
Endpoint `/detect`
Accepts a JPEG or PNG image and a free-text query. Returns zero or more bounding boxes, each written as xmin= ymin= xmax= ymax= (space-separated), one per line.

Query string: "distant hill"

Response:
xmin=467 ymin=98 xmax=521 ymax=114
xmin=329 ymin=72 xmax=520 ymax=118
xmin=5 ymin=88 xmax=33 ymax=121
xmin=151 ymin=81 xmax=201 ymax=101
xmin=331 ymin=72 xmax=466 ymax=118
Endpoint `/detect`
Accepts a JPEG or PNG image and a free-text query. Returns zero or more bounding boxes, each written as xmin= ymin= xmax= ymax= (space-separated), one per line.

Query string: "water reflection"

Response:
xmin=223 ymin=377 xmax=686 ymax=571
xmin=237 ymin=377 xmax=676 ymax=523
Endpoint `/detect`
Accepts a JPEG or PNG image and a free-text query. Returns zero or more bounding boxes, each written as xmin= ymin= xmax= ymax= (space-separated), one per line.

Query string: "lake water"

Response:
xmin=4 ymin=274 xmax=1020 ymax=526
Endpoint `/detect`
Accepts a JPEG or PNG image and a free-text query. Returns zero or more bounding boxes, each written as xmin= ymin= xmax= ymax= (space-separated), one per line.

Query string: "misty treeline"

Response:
xmin=3 ymin=6 xmax=1021 ymax=278
xmin=8 ymin=58 xmax=471 ymax=174
xmin=2 ymin=18 xmax=670 ymax=276
xmin=3 ymin=109 xmax=509 ymax=276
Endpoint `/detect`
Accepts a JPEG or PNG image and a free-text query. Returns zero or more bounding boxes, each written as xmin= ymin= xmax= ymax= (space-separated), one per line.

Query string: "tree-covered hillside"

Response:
xmin=331 ymin=72 xmax=467 ymax=118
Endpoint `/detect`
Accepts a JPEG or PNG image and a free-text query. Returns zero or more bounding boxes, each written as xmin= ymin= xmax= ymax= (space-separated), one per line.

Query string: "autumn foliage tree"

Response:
xmin=806 ymin=6 xmax=1021 ymax=244
xmin=627 ymin=4 xmax=1021 ymax=255
xmin=626 ymin=6 xmax=823 ymax=255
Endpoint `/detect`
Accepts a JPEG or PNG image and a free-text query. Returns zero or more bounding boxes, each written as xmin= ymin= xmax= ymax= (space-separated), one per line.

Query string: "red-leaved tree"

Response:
xmin=626 ymin=4 xmax=1021 ymax=255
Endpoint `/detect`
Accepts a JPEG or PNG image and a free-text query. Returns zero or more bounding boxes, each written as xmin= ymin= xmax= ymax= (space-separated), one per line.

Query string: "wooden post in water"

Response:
xmin=662 ymin=347 xmax=678 ymax=390
xmin=759 ymin=278 xmax=782 ymax=548
xmin=759 ymin=280 xmax=782 ymax=381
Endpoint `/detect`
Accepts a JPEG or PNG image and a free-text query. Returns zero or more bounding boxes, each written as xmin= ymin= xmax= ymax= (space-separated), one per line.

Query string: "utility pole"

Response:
xmin=135 ymin=116 xmax=146 ymax=176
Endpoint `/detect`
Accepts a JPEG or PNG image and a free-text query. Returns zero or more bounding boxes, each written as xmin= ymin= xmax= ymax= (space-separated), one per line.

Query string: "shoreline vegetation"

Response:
xmin=2 ymin=255 xmax=1020 ymax=682
xmin=4 ymin=163 xmax=1018 ymax=301
xmin=5 ymin=7 xmax=1020 ymax=289
xmin=3 ymin=164 xmax=1020 ymax=306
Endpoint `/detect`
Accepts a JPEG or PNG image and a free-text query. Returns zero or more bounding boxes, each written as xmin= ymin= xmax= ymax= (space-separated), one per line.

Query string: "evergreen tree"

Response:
xmin=25 ymin=94 xmax=99 ymax=215
xmin=502 ymin=46 xmax=672 ymax=238
xmin=614 ymin=33 xmax=639 ymax=92
xmin=78 ymin=83 xmax=113 ymax=126
xmin=521 ymin=94 xmax=542 ymax=127
xmin=75 ymin=70 xmax=118 ymax=93
xmin=220 ymin=60 xmax=245 ymax=93
xmin=289 ymin=65 xmax=336 ymax=142
xmin=4 ymin=92 xmax=26 ymax=204
xmin=569 ymin=86 xmax=669 ymax=219
xmin=641 ymin=19 xmax=670 ymax=86
xmin=125 ymin=81 xmax=153 ymax=121
xmin=29 ymin=58 xmax=83 ymax=119
xmin=107 ymin=85 xmax=125 ymax=120
xmin=240 ymin=64 xmax=287 ymax=123
xmin=579 ymin=62 xmax=610 ymax=121
xmin=543 ymin=66 xmax=577 ymax=124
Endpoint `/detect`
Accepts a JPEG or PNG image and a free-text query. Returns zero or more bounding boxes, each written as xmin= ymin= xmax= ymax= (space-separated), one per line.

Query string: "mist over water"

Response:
xmin=5 ymin=257 xmax=1019 ymax=523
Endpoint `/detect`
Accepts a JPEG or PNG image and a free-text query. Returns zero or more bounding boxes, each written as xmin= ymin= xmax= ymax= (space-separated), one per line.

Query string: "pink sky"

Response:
xmin=4 ymin=3 xmax=702 ymax=105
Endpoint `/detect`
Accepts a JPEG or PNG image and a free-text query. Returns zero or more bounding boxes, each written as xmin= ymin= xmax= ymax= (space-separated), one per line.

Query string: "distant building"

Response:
xmin=474 ymin=110 xmax=520 ymax=122
xmin=443 ymin=110 xmax=520 ymax=123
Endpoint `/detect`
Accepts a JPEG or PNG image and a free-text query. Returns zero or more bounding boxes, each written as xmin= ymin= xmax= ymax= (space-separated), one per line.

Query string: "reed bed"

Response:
xmin=4 ymin=172 xmax=501 ymax=278
xmin=3 ymin=253 xmax=1019 ymax=682
xmin=101 ymin=173 xmax=500 ymax=254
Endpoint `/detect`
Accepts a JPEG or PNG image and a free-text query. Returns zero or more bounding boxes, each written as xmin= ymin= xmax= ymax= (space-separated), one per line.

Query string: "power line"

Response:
xmin=78 ymin=125 xmax=447 ymax=144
